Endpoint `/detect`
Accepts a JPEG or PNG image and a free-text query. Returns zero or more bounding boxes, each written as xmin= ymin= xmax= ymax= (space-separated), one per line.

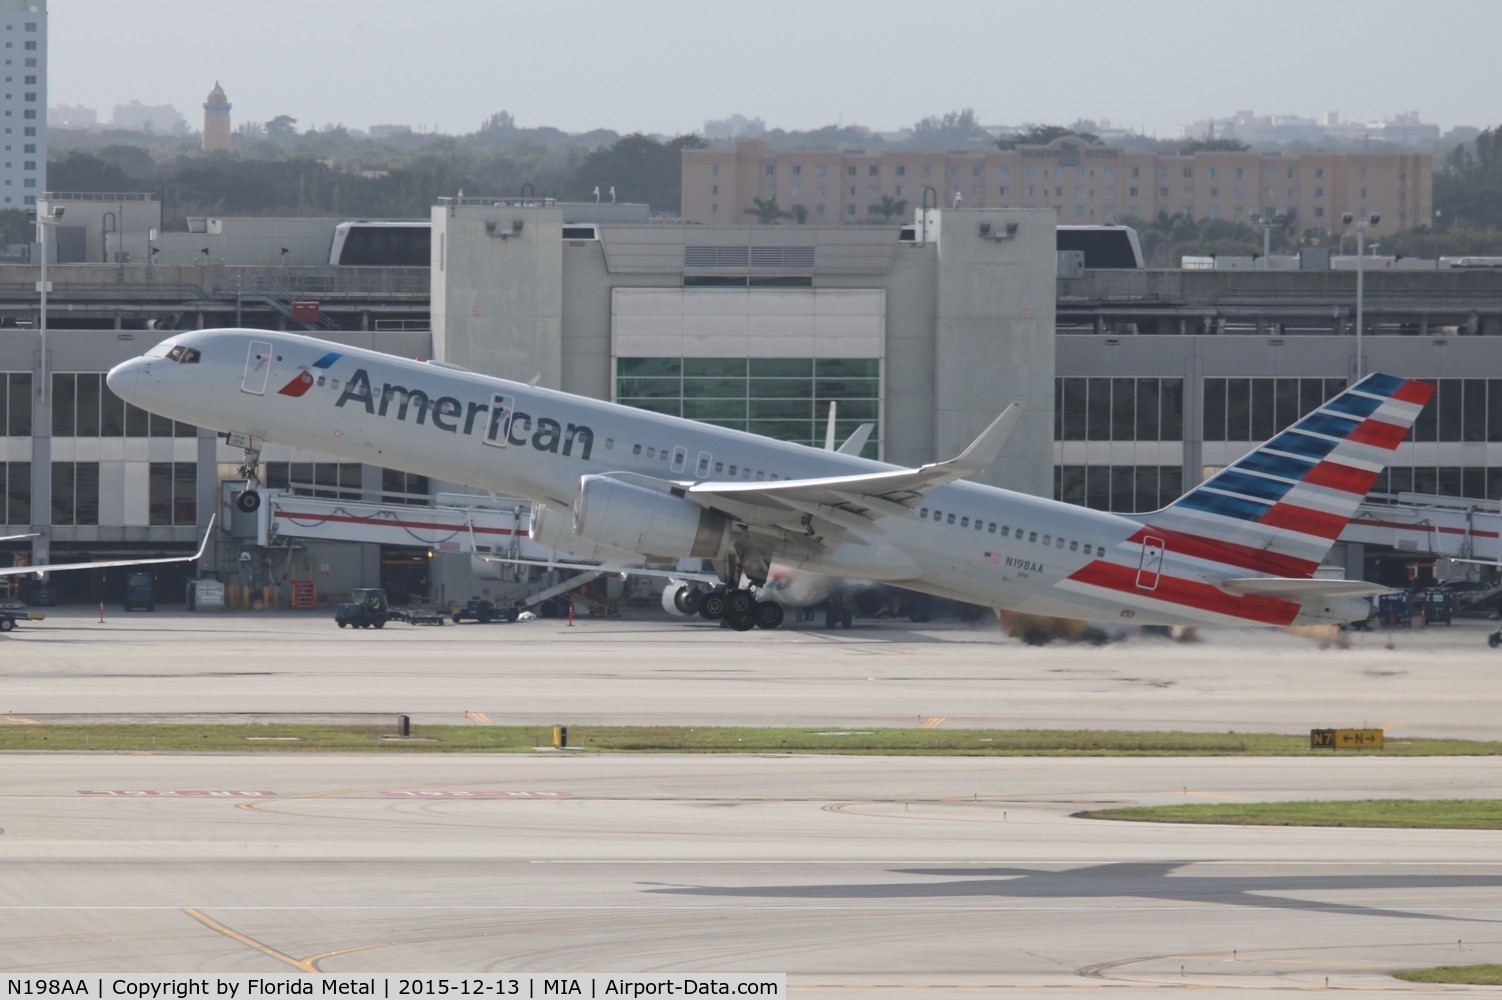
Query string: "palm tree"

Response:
xmin=874 ymin=194 xmax=909 ymax=222
xmin=745 ymin=196 xmax=789 ymax=224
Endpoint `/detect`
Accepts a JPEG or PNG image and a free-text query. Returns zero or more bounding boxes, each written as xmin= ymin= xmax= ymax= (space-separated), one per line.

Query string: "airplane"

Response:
xmin=107 ymin=329 xmax=1434 ymax=634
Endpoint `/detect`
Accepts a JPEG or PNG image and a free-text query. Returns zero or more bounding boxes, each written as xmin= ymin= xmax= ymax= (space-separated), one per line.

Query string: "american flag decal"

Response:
xmin=983 ymin=552 xmax=1000 ymax=563
xmin=1021 ymin=307 xmax=1033 ymax=319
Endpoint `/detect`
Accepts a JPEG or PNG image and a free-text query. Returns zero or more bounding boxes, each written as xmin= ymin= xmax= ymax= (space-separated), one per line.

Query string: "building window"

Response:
xmin=1 ymin=372 xmax=31 ymax=435
xmin=51 ymin=462 xmax=100 ymax=526
xmin=0 ymin=460 xmax=29 ymax=525
xmin=381 ymin=469 xmax=430 ymax=505
xmin=264 ymin=461 xmax=363 ymax=500
xmin=816 ymin=164 xmax=827 ymax=177
xmin=149 ymin=462 xmax=197 ymax=526
xmin=791 ymin=165 xmax=801 ymax=176
xmin=1055 ymin=376 xmax=1186 ymax=444
xmin=893 ymin=165 xmax=903 ymax=176
xmin=1202 ymin=377 xmax=1347 ymax=442
xmin=617 ymin=356 xmax=881 ymax=456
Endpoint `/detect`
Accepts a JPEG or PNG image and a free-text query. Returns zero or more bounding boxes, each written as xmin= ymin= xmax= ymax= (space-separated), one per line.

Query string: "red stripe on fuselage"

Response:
xmin=1302 ymin=460 xmax=1379 ymax=495
xmin=1258 ymin=502 xmax=1348 ymax=539
xmin=1067 ymin=560 xmax=1300 ymax=626
xmin=1348 ymin=418 xmax=1409 ymax=450
xmin=1127 ymin=526 xmax=1319 ymax=578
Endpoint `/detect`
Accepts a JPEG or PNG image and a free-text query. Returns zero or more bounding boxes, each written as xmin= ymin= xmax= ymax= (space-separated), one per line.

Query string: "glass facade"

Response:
xmin=616 ymin=357 xmax=881 ymax=457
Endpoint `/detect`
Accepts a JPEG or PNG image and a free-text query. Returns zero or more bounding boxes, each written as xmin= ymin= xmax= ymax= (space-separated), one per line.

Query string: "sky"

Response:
xmin=46 ymin=0 xmax=1502 ymax=140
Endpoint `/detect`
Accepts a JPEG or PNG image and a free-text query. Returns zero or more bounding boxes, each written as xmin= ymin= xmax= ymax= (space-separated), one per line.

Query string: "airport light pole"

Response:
xmin=1343 ymin=212 xmax=1381 ymax=380
xmin=34 ymin=204 xmax=63 ymax=403
xmin=1248 ymin=211 xmax=1287 ymax=266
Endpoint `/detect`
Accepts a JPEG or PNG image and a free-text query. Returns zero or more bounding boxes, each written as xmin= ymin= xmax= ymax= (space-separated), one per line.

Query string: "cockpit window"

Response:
xmin=166 ymin=345 xmax=185 ymax=361
xmin=181 ymin=348 xmax=200 ymax=364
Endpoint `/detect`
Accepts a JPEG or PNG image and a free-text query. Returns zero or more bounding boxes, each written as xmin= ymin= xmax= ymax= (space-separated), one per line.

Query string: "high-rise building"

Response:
xmin=202 ymin=81 xmax=231 ymax=151
xmin=0 ymin=0 xmax=45 ymax=207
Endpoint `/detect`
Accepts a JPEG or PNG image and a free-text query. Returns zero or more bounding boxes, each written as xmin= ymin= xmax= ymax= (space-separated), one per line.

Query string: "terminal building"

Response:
xmin=0 ymin=192 xmax=1497 ymax=608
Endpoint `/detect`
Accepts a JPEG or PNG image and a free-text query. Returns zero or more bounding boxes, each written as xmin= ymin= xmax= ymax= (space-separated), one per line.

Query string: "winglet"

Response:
xmin=929 ymin=403 xmax=1022 ymax=480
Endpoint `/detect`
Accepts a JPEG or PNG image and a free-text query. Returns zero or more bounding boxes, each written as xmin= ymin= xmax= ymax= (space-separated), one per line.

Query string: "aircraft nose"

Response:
xmin=105 ymin=358 xmax=141 ymax=402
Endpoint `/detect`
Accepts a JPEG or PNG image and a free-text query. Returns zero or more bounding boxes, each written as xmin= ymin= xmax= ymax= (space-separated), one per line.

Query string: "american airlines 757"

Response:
xmin=107 ymin=329 xmax=1433 ymax=633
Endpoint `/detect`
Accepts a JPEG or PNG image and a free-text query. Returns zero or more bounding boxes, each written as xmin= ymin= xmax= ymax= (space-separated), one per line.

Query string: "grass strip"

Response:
xmin=1076 ymin=798 xmax=1502 ymax=829
xmin=0 ymin=723 xmax=1499 ymax=756
xmin=1396 ymin=965 xmax=1502 ymax=986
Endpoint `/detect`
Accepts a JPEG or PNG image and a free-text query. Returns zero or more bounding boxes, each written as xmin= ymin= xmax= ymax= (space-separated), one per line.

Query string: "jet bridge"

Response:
xmin=239 ymin=489 xmax=606 ymax=607
xmin=1344 ymin=493 xmax=1502 ymax=568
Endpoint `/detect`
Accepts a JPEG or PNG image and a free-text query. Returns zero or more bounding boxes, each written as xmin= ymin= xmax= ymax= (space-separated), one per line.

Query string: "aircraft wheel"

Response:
xmin=372 ymin=618 xmax=386 ymax=629
xmin=0 ymin=617 xmax=14 ymax=632
xmin=726 ymin=588 xmax=755 ymax=616
xmin=728 ymin=612 xmax=756 ymax=632
xmin=235 ymin=490 xmax=261 ymax=513
xmin=753 ymin=601 xmax=784 ymax=630
xmin=699 ymin=589 xmax=727 ymax=620
xmin=1490 ymin=631 xmax=1501 ymax=649
xmin=337 ymin=622 xmax=347 ymax=628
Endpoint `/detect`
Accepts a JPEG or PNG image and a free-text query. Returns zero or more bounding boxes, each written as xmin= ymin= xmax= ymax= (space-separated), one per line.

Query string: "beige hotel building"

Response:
xmin=682 ymin=138 xmax=1431 ymax=237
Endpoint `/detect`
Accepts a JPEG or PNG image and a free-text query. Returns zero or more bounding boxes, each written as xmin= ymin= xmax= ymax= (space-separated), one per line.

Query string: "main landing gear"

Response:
xmin=233 ymin=439 xmax=263 ymax=513
xmin=697 ymin=585 xmax=785 ymax=631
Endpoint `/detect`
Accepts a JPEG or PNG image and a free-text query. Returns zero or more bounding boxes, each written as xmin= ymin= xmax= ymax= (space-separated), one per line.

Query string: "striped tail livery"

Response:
xmin=1066 ymin=372 xmax=1435 ymax=627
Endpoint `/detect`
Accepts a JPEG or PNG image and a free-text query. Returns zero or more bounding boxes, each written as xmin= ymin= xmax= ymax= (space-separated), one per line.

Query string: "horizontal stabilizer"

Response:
xmin=1221 ymin=577 xmax=1391 ymax=600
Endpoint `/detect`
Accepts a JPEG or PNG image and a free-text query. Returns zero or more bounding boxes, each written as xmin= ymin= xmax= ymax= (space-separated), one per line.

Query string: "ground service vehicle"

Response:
xmin=124 ymin=571 xmax=155 ymax=612
xmin=451 ymin=597 xmax=519 ymax=624
xmin=335 ymin=587 xmax=390 ymax=629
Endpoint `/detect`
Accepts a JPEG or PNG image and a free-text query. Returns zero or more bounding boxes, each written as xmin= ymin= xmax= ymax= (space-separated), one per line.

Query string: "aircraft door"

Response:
xmin=241 ymin=340 xmax=273 ymax=395
xmin=483 ymin=393 xmax=515 ymax=448
xmin=1135 ymin=536 xmax=1165 ymax=591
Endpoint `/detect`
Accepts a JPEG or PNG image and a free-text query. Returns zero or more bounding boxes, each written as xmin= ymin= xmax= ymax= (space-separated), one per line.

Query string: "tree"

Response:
xmin=566 ymin=132 xmax=703 ymax=215
xmin=745 ymin=195 xmax=789 ymax=224
xmin=264 ymin=115 xmax=298 ymax=140
xmin=1179 ymin=138 xmax=1251 ymax=154
xmin=874 ymin=194 xmax=908 ymax=222
xmin=906 ymin=108 xmax=992 ymax=151
xmin=995 ymin=125 xmax=1101 ymax=150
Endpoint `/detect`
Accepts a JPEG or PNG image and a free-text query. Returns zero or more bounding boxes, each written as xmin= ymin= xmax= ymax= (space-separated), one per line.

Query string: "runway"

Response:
xmin=2 ymin=609 xmax=1501 ymax=993
xmin=2 ymin=607 xmax=1500 ymax=738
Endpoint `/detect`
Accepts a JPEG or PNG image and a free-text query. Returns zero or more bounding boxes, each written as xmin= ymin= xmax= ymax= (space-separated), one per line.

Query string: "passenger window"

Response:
xmin=1069 ymin=540 xmax=1078 ymax=552
xmin=1056 ymin=537 xmax=1065 ymax=548
xmin=647 ymin=448 xmax=656 ymax=458
xmin=756 ymin=471 xmax=765 ymax=481
xmin=728 ymin=465 xmax=737 ymax=475
xmin=920 ymin=507 xmax=929 ymax=518
xmin=742 ymin=468 xmax=751 ymax=479
xmin=961 ymin=517 xmax=969 ymax=527
xmin=1084 ymin=544 xmax=1093 ymax=556
xmin=1028 ymin=531 xmax=1038 ymax=543
xmin=605 ymin=438 xmax=614 ymax=449
xmin=633 ymin=444 xmax=642 ymax=455
xmin=987 ymin=523 xmax=996 ymax=533
xmin=316 ymin=376 xmax=326 ymax=387
xmin=1001 ymin=526 xmax=1010 ymax=537
xmin=946 ymin=513 xmax=955 ymax=524
xmin=1042 ymin=535 xmax=1051 ymax=546
xmin=715 ymin=462 xmax=724 ymax=473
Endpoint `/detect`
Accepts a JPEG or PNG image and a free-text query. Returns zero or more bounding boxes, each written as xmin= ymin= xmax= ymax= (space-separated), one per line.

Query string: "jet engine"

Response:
xmin=573 ymin=476 xmax=730 ymax=562
xmin=661 ymin=579 xmax=703 ymax=617
xmin=529 ymin=504 xmax=644 ymax=563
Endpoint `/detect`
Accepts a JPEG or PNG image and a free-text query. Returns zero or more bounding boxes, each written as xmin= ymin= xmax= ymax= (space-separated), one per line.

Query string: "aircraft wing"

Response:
xmin=0 ymin=516 xmax=216 ymax=579
xmin=1220 ymin=577 xmax=1392 ymax=600
xmin=685 ymin=404 xmax=1022 ymax=530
